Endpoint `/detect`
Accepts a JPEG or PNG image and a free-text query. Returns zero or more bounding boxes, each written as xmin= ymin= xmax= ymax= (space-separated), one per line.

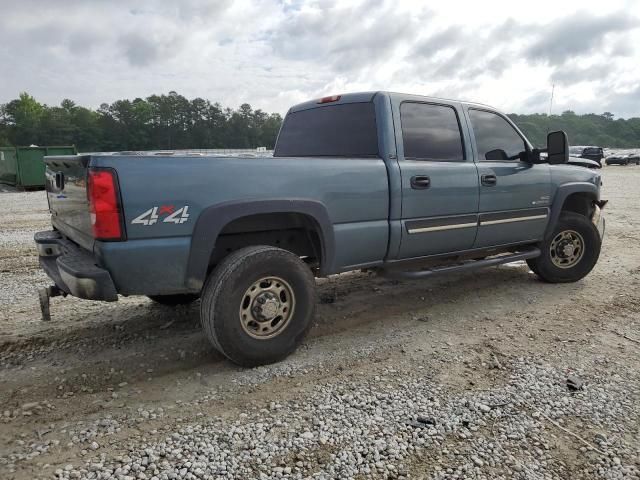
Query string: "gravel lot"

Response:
xmin=1 ymin=166 xmax=639 ymax=479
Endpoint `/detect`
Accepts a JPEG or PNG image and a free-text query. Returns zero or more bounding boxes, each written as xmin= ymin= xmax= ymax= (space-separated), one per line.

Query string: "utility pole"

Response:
xmin=547 ymin=83 xmax=555 ymax=134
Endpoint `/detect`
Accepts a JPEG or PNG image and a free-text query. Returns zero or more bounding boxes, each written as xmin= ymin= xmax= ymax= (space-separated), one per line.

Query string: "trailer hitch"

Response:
xmin=38 ymin=285 xmax=66 ymax=321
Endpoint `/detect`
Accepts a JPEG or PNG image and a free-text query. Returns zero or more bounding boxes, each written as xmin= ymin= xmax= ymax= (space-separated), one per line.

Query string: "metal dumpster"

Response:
xmin=0 ymin=146 xmax=77 ymax=188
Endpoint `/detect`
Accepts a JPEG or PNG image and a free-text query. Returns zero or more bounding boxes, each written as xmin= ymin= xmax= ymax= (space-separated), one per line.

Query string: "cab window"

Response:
xmin=400 ymin=102 xmax=465 ymax=161
xmin=469 ymin=109 xmax=526 ymax=161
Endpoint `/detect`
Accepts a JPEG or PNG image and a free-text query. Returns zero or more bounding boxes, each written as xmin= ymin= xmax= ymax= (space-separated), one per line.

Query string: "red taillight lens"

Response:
xmin=88 ymin=169 xmax=124 ymax=241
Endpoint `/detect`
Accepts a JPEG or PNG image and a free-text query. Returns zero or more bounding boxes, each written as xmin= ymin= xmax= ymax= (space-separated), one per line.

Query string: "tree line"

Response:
xmin=509 ymin=111 xmax=640 ymax=149
xmin=0 ymin=92 xmax=282 ymax=151
xmin=1 ymin=92 xmax=639 ymax=151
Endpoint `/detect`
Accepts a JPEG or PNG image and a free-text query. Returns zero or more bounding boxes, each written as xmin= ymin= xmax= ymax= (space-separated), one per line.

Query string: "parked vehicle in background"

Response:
xmin=35 ymin=91 xmax=606 ymax=366
xmin=569 ymin=146 xmax=605 ymax=166
xmin=605 ymin=153 xmax=640 ymax=166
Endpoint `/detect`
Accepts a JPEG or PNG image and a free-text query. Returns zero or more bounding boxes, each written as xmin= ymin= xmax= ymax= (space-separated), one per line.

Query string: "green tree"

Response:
xmin=509 ymin=112 xmax=640 ymax=148
xmin=3 ymin=92 xmax=44 ymax=145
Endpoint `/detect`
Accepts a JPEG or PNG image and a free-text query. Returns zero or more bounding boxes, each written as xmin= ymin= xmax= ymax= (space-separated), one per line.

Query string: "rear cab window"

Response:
xmin=274 ymin=102 xmax=379 ymax=157
xmin=400 ymin=102 xmax=465 ymax=161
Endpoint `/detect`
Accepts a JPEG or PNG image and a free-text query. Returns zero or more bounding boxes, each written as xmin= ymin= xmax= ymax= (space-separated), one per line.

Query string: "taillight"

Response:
xmin=317 ymin=95 xmax=341 ymax=104
xmin=88 ymin=168 xmax=125 ymax=241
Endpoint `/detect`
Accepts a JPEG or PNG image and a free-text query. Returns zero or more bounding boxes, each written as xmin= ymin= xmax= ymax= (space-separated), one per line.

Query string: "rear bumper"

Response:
xmin=35 ymin=231 xmax=118 ymax=301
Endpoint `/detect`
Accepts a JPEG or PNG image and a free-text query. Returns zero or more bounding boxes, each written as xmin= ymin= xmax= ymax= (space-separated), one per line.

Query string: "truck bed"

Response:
xmin=44 ymin=152 xmax=390 ymax=295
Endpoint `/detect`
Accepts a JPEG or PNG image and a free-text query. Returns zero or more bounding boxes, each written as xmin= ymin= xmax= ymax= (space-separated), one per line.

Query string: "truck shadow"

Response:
xmin=1 ymin=264 xmax=571 ymax=409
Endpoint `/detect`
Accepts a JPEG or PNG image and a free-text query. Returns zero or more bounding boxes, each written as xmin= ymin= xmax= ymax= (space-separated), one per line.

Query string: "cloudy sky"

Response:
xmin=1 ymin=0 xmax=639 ymax=117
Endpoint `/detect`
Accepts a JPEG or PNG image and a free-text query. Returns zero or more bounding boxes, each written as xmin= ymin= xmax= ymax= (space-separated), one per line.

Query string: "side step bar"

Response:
xmin=380 ymin=248 xmax=541 ymax=280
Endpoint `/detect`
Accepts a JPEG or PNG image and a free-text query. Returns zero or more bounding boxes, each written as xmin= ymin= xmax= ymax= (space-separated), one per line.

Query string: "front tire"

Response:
xmin=528 ymin=212 xmax=601 ymax=283
xmin=200 ymin=246 xmax=316 ymax=367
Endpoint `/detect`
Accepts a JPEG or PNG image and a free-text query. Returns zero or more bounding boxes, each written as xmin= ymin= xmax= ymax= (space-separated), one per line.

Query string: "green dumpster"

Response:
xmin=0 ymin=146 xmax=77 ymax=188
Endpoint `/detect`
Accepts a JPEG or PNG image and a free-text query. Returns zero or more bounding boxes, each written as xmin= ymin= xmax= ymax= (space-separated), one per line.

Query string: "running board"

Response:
xmin=380 ymin=248 xmax=541 ymax=280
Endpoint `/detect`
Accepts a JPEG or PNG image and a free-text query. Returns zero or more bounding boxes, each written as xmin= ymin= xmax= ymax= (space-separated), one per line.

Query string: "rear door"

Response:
xmin=394 ymin=101 xmax=479 ymax=259
xmin=466 ymin=108 xmax=551 ymax=248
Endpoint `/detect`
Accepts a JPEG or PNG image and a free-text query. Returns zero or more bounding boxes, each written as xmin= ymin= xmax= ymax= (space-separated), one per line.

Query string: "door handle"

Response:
xmin=411 ymin=175 xmax=431 ymax=189
xmin=481 ymin=174 xmax=497 ymax=186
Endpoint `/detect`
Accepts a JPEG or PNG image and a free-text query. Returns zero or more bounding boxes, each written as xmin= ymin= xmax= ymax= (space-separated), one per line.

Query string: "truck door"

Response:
xmin=395 ymin=101 xmax=479 ymax=259
xmin=466 ymin=108 xmax=551 ymax=248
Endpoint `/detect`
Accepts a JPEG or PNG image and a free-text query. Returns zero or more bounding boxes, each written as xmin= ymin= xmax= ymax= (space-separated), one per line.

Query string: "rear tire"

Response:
xmin=529 ymin=212 xmax=601 ymax=283
xmin=147 ymin=294 xmax=199 ymax=306
xmin=200 ymin=246 xmax=316 ymax=367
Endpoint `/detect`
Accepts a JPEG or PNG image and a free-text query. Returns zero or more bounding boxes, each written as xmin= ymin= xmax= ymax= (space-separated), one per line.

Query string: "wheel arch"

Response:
xmin=185 ymin=199 xmax=335 ymax=290
xmin=546 ymin=183 xmax=598 ymax=238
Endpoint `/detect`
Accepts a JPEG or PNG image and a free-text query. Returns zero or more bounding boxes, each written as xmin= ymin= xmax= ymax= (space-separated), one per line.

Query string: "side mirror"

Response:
xmin=547 ymin=131 xmax=569 ymax=164
xmin=485 ymin=149 xmax=508 ymax=161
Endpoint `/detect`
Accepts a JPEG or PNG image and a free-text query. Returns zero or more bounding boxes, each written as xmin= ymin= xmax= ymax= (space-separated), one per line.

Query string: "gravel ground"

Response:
xmin=1 ymin=166 xmax=639 ymax=479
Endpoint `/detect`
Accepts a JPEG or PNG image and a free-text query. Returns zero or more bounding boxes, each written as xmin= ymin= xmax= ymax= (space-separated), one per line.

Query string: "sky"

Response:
xmin=0 ymin=0 xmax=639 ymax=117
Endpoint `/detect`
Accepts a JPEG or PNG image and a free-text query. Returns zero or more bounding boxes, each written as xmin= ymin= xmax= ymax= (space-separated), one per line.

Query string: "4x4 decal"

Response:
xmin=131 ymin=205 xmax=190 ymax=225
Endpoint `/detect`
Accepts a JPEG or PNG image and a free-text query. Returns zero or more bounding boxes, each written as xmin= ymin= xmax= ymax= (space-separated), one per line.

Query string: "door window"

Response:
xmin=469 ymin=109 xmax=526 ymax=161
xmin=400 ymin=103 xmax=465 ymax=161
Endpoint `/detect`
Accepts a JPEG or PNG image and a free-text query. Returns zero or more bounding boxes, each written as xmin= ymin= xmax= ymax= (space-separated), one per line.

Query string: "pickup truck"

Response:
xmin=35 ymin=91 xmax=606 ymax=366
xmin=569 ymin=146 xmax=605 ymax=166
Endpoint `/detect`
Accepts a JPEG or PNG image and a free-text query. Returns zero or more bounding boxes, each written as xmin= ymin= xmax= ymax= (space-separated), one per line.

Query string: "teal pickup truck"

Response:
xmin=36 ymin=91 xmax=606 ymax=366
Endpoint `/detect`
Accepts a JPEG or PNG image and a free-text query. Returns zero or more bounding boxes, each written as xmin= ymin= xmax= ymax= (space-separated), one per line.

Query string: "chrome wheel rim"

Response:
xmin=550 ymin=230 xmax=585 ymax=269
xmin=239 ymin=276 xmax=295 ymax=339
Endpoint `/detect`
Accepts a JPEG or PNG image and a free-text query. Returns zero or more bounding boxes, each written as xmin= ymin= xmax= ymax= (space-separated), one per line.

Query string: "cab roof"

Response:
xmin=288 ymin=91 xmax=496 ymax=113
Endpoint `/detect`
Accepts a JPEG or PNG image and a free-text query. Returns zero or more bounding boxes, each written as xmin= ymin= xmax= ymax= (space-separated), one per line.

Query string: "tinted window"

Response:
xmin=274 ymin=102 xmax=378 ymax=157
xmin=401 ymin=103 xmax=464 ymax=161
xmin=583 ymin=147 xmax=602 ymax=155
xmin=469 ymin=109 xmax=526 ymax=161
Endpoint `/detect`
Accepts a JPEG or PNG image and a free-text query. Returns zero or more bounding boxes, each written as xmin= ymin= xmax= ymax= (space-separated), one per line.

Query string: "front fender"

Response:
xmin=185 ymin=198 xmax=335 ymax=290
xmin=546 ymin=182 xmax=599 ymax=237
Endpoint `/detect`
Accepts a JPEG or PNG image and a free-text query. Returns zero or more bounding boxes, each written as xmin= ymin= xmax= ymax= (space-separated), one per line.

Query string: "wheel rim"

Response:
xmin=239 ymin=276 xmax=295 ymax=339
xmin=550 ymin=230 xmax=585 ymax=269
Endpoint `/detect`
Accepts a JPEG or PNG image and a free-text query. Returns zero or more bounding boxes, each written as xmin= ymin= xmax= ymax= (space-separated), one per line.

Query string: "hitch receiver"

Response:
xmin=38 ymin=285 xmax=65 ymax=322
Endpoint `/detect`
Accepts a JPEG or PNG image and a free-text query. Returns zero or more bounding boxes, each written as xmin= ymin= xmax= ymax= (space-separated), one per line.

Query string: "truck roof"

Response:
xmin=288 ymin=91 xmax=496 ymax=113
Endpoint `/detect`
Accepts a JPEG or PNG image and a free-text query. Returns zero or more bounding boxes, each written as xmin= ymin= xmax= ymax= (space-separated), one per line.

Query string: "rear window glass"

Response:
xmin=583 ymin=148 xmax=602 ymax=155
xmin=400 ymin=103 xmax=464 ymax=161
xmin=274 ymin=103 xmax=379 ymax=157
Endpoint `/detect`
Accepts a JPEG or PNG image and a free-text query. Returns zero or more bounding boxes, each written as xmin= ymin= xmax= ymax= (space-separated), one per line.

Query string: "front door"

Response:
xmin=466 ymin=108 xmax=551 ymax=248
xmin=395 ymin=101 xmax=479 ymax=259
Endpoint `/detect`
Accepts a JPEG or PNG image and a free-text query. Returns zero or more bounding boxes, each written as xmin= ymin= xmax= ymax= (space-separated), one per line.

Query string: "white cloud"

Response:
xmin=0 ymin=0 xmax=638 ymax=117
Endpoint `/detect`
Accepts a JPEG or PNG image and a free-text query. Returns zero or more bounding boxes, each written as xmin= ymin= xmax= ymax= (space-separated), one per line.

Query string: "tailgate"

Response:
xmin=45 ymin=155 xmax=94 ymax=250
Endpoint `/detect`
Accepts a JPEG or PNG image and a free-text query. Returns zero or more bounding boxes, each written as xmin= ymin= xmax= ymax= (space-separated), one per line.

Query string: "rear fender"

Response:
xmin=186 ymin=199 xmax=335 ymax=290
